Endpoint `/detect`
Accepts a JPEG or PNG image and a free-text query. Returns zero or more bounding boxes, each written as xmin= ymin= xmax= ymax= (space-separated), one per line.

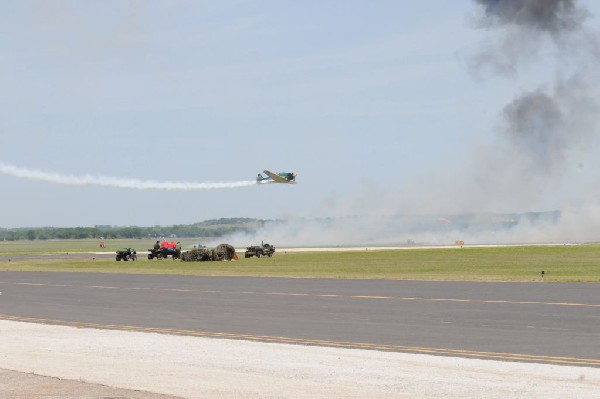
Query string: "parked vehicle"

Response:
xmin=116 ymin=248 xmax=137 ymax=261
xmin=147 ymin=247 xmax=181 ymax=260
xmin=244 ymin=242 xmax=275 ymax=258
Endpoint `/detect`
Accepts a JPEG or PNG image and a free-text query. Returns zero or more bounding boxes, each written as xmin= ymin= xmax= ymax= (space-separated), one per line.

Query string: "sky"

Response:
xmin=2 ymin=1 xmax=600 ymax=245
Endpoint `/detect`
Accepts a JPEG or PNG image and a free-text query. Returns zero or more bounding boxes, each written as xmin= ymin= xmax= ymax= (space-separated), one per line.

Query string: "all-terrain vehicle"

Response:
xmin=244 ymin=242 xmax=275 ymax=258
xmin=147 ymin=247 xmax=181 ymax=260
xmin=116 ymin=248 xmax=137 ymax=261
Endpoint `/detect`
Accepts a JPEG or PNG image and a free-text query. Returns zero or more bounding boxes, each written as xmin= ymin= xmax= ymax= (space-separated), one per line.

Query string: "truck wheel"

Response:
xmin=125 ymin=255 xmax=130 ymax=261
xmin=116 ymin=257 xmax=121 ymax=261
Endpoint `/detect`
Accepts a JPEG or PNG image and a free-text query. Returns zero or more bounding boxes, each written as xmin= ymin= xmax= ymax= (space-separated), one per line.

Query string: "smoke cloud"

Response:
xmin=500 ymin=75 xmax=598 ymax=173
xmin=503 ymin=91 xmax=565 ymax=170
xmin=0 ymin=161 xmax=256 ymax=190
xmin=207 ymin=212 xmax=570 ymax=248
xmin=212 ymin=1 xmax=600 ymax=247
xmin=474 ymin=0 xmax=588 ymax=34
xmin=472 ymin=0 xmax=599 ymax=175
xmin=470 ymin=0 xmax=591 ymax=74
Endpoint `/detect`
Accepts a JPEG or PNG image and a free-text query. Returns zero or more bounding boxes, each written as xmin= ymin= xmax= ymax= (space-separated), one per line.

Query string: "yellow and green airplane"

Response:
xmin=256 ymin=170 xmax=297 ymax=184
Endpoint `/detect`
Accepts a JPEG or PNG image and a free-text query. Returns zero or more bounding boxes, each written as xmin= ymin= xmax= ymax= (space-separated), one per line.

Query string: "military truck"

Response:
xmin=116 ymin=248 xmax=137 ymax=261
xmin=244 ymin=242 xmax=275 ymax=258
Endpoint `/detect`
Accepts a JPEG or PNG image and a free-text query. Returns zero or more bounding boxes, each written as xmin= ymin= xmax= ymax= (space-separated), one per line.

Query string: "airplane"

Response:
xmin=256 ymin=170 xmax=297 ymax=184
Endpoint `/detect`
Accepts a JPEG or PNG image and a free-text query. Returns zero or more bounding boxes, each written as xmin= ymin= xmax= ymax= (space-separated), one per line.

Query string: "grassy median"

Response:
xmin=1 ymin=240 xmax=599 ymax=281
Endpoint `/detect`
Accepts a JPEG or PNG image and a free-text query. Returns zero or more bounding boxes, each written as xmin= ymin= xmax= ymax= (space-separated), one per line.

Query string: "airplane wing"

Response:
xmin=263 ymin=170 xmax=290 ymax=183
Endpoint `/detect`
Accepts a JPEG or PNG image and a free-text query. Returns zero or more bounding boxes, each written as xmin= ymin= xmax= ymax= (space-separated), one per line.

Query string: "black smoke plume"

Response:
xmin=471 ymin=0 xmax=597 ymax=176
xmin=474 ymin=0 xmax=588 ymax=35
xmin=502 ymin=90 xmax=565 ymax=172
xmin=470 ymin=0 xmax=590 ymax=74
xmin=500 ymin=74 xmax=598 ymax=174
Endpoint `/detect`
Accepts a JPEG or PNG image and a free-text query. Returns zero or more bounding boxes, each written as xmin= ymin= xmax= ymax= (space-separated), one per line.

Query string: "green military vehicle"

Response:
xmin=244 ymin=242 xmax=275 ymax=258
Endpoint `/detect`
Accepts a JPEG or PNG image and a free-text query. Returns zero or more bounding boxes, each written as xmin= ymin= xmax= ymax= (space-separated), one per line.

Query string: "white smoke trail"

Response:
xmin=0 ymin=161 xmax=257 ymax=190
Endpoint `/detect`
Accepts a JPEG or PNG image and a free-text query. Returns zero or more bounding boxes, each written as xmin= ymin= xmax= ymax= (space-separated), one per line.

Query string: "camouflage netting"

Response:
xmin=181 ymin=244 xmax=238 ymax=262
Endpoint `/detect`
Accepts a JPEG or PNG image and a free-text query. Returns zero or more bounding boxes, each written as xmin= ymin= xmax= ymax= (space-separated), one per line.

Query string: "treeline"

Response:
xmin=0 ymin=218 xmax=265 ymax=241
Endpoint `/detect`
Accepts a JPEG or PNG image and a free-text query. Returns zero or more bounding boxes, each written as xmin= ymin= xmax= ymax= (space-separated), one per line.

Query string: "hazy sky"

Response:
xmin=2 ymin=0 xmax=600 ymax=230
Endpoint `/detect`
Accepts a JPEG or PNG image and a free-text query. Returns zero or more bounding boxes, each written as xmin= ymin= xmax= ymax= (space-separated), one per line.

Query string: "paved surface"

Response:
xmin=0 ymin=271 xmax=599 ymax=365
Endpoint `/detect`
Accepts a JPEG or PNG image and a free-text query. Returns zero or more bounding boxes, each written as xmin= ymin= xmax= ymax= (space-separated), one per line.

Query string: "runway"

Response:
xmin=0 ymin=272 xmax=598 ymax=366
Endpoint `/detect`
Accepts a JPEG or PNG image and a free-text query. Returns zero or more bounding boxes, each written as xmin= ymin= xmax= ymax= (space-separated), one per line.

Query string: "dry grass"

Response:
xmin=1 ymin=240 xmax=599 ymax=281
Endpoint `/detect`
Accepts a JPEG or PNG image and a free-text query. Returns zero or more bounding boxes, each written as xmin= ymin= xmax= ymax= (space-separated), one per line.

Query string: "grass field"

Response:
xmin=1 ymin=240 xmax=599 ymax=281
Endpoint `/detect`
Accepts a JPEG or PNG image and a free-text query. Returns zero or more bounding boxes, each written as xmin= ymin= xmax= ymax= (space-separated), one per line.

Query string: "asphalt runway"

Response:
xmin=0 ymin=271 xmax=599 ymax=366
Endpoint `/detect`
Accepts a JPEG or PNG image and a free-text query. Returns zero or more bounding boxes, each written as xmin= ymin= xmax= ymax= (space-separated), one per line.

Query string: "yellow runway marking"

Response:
xmin=1 ymin=313 xmax=599 ymax=367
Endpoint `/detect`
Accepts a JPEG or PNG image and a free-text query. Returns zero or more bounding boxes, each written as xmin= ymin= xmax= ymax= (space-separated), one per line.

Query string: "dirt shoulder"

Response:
xmin=1 ymin=320 xmax=599 ymax=398
xmin=0 ymin=368 xmax=181 ymax=399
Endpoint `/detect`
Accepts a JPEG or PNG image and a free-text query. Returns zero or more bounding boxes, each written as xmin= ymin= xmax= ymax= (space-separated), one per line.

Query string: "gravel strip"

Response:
xmin=0 ymin=368 xmax=182 ymax=398
xmin=0 ymin=320 xmax=598 ymax=398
